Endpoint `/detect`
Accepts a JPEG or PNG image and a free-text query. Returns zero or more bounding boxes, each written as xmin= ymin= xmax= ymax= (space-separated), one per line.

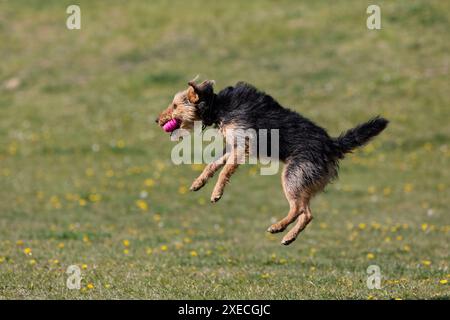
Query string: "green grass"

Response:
xmin=0 ymin=0 xmax=449 ymax=299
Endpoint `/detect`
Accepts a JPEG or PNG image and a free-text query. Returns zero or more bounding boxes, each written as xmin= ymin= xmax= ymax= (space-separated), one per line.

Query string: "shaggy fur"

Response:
xmin=157 ymin=79 xmax=389 ymax=245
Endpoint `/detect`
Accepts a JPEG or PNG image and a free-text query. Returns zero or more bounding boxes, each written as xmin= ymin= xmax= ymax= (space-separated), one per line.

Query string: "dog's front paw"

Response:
xmin=267 ymin=223 xmax=286 ymax=234
xmin=210 ymin=190 xmax=223 ymax=203
xmin=190 ymin=179 xmax=206 ymax=192
xmin=281 ymin=234 xmax=297 ymax=246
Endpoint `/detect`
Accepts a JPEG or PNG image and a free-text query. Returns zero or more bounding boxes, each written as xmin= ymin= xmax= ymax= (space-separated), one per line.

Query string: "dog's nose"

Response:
xmin=155 ymin=117 xmax=159 ymax=124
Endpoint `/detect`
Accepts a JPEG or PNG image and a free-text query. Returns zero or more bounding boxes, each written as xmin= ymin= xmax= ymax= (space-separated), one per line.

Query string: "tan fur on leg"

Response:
xmin=210 ymin=163 xmax=239 ymax=202
xmin=281 ymin=203 xmax=313 ymax=245
xmin=190 ymin=153 xmax=229 ymax=191
xmin=267 ymin=200 xmax=303 ymax=233
xmin=267 ymin=164 xmax=305 ymax=233
xmin=210 ymin=147 xmax=245 ymax=202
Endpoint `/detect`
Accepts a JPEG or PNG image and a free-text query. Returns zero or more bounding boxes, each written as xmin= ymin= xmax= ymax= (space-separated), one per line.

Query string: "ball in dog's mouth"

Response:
xmin=162 ymin=118 xmax=180 ymax=133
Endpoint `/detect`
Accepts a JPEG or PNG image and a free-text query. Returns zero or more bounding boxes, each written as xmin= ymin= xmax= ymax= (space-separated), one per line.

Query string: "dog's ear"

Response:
xmin=188 ymin=79 xmax=215 ymax=103
xmin=187 ymin=86 xmax=199 ymax=104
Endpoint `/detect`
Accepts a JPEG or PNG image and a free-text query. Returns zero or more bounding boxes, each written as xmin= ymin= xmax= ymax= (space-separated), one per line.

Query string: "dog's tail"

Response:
xmin=333 ymin=116 xmax=389 ymax=157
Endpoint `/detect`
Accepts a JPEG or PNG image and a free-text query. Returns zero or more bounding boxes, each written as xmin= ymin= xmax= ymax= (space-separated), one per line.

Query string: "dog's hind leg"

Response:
xmin=281 ymin=198 xmax=312 ymax=245
xmin=190 ymin=152 xmax=230 ymax=192
xmin=280 ymin=161 xmax=333 ymax=245
xmin=267 ymin=162 xmax=306 ymax=234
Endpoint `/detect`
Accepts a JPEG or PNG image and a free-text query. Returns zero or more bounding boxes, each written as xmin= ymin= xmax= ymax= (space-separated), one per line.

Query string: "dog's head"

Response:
xmin=156 ymin=78 xmax=215 ymax=132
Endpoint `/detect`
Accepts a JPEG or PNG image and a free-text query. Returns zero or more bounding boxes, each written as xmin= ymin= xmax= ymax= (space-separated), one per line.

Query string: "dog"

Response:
xmin=156 ymin=78 xmax=388 ymax=245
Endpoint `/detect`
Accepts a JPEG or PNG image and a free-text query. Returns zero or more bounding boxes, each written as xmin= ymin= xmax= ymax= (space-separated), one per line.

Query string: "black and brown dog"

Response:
xmin=157 ymin=78 xmax=388 ymax=245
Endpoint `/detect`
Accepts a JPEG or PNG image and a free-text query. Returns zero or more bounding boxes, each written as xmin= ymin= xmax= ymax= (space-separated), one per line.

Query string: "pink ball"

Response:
xmin=163 ymin=119 xmax=180 ymax=132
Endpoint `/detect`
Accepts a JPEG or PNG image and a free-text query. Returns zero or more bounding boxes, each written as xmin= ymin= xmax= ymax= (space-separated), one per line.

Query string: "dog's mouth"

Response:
xmin=161 ymin=118 xmax=181 ymax=133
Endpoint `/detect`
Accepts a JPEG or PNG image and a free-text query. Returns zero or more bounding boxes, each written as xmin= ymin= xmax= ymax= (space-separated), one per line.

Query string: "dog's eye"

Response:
xmin=173 ymin=104 xmax=177 ymax=109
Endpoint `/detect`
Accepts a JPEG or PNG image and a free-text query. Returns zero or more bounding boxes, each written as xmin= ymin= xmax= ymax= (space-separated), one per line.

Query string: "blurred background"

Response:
xmin=0 ymin=0 xmax=448 ymax=299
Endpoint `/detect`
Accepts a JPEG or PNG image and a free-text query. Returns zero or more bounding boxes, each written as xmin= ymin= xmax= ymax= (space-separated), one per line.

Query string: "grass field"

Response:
xmin=0 ymin=0 xmax=449 ymax=299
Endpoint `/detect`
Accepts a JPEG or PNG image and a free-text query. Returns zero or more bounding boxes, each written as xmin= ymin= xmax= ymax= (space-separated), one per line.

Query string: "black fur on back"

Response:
xmin=196 ymin=82 xmax=388 ymax=183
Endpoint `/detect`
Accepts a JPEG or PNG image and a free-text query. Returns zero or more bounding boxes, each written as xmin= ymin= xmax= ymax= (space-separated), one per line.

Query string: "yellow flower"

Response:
xmin=183 ymin=237 xmax=192 ymax=244
xmin=383 ymin=187 xmax=391 ymax=196
xmin=146 ymin=248 xmax=153 ymax=255
xmin=144 ymin=178 xmax=155 ymax=187
xmin=190 ymin=250 xmax=198 ymax=257
xmin=23 ymin=247 xmax=32 ymax=255
xmin=403 ymin=183 xmax=413 ymax=193
xmin=86 ymin=283 xmax=94 ymax=290
xmin=88 ymin=193 xmax=102 ymax=202
xmin=50 ymin=195 xmax=62 ymax=209
xmin=117 ymin=139 xmax=125 ymax=148
xmin=439 ymin=279 xmax=448 ymax=285
xmin=371 ymin=222 xmax=381 ymax=230
xmin=85 ymin=168 xmax=94 ymax=177
xmin=123 ymin=249 xmax=129 ymax=255
xmin=396 ymin=235 xmax=403 ymax=241
xmin=248 ymin=167 xmax=258 ymax=176
xmin=58 ymin=242 xmax=65 ymax=249
xmin=421 ymin=260 xmax=431 ymax=266
xmin=82 ymin=235 xmax=90 ymax=243
xmin=123 ymin=239 xmax=130 ymax=247
xmin=65 ymin=193 xmax=76 ymax=201
xmin=178 ymin=186 xmax=188 ymax=195
xmin=403 ymin=245 xmax=411 ymax=252
xmin=367 ymin=186 xmax=376 ymax=194
xmin=261 ymin=273 xmax=270 ymax=279
xmin=191 ymin=164 xmax=204 ymax=172
xmin=421 ymin=223 xmax=428 ymax=231
xmin=153 ymin=214 xmax=161 ymax=222
xmin=423 ymin=142 xmax=432 ymax=151
xmin=160 ymin=245 xmax=168 ymax=251
xmin=106 ymin=169 xmax=114 ymax=178
xmin=367 ymin=253 xmax=375 ymax=260
xmin=135 ymin=199 xmax=148 ymax=211
xmin=16 ymin=240 xmax=24 ymax=246
xmin=8 ymin=143 xmax=17 ymax=155
xmin=79 ymin=199 xmax=87 ymax=206
xmin=0 ymin=257 xmax=5 ymax=263
xmin=81 ymin=264 xmax=88 ymax=270
xmin=358 ymin=223 xmax=367 ymax=230
xmin=53 ymin=259 xmax=59 ymax=265
xmin=29 ymin=259 xmax=36 ymax=266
